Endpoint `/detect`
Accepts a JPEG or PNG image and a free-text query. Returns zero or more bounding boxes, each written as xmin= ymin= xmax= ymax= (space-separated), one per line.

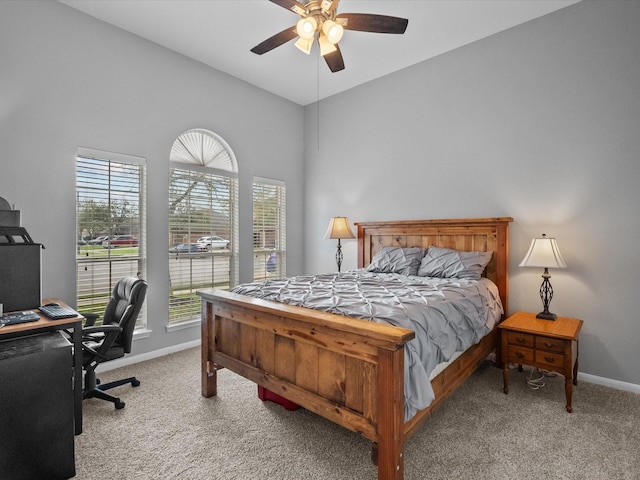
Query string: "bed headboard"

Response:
xmin=355 ymin=217 xmax=513 ymax=316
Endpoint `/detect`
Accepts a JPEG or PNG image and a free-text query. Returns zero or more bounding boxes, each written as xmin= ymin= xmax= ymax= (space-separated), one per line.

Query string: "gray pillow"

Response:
xmin=366 ymin=247 xmax=426 ymax=276
xmin=417 ymin=246 xmax=492 ymax=280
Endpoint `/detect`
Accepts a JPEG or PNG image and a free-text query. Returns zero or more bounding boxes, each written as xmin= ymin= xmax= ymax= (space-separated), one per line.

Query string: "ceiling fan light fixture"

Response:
xmin=296 ymin=17 xmax=317 ymax=40
xmin=294 ymin=36 xmax=314 ymax=55
xmin=250 ymin=0 xmax=408 ymax=74
xmin=322 ymin=20 xmax=343 ymax=44
xmin=318 ymin=32 xmax=337 ymax=56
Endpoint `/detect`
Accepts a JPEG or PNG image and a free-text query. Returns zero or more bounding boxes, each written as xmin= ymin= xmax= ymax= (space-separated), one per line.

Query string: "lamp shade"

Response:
xmin=324 ymin=217 xmax=355 ymax=240
xmin=294 ymin=36 xmax=313 ymax=55
xmin=519 ymin=234 xmax=567 ymax=269
xmin=318 ymin=32 xmax=337 ymax=56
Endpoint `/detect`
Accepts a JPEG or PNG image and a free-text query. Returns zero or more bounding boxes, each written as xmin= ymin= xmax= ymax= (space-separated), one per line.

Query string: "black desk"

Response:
xmin=0 ymin=299 xmax=84 ymax=435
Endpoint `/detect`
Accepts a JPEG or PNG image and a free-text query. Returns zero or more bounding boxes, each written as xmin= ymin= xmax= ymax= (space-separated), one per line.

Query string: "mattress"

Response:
xmin=232 ymin=270 xmax=503 ymax=420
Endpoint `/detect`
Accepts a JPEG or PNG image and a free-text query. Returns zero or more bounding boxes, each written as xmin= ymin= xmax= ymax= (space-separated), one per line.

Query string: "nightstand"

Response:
xmin=499 ymin=311 xmax=583 ymax=412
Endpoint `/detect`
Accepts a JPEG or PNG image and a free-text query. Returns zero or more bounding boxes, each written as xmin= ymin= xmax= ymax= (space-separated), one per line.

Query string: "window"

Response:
xmin=76 ymin=148 xmax=146 ymax=326
xmin=253 ymin=178 xmax=286 ymax=280
xmin=168 ymin=129 xmax=238 ymax=324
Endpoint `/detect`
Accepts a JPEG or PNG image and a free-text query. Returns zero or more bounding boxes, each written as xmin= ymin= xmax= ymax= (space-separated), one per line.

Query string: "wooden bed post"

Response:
xmin=201 ymin=300 xmax=218 ymax=397
xmin=376 ymin=347 xmax=405 ymax=480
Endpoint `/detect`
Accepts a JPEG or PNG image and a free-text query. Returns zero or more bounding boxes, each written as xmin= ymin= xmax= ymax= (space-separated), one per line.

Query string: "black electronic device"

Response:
xmin=0 ymin=243 xmax=41 ymax=312
xmin=0 ymin=331 xmax=76 ymax=479
xmin=0 ymin=311 xmax=40 ymax=326
xmin=1 ymin=197 xmax=42 ymax=312
xmin=38 ymin=304 xmax=78 ymax=320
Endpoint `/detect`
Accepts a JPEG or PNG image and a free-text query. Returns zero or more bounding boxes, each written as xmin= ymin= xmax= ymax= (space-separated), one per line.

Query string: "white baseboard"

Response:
xmin=95 ymin=339 xmax=201 ymax=373
xmin=578 ymin=372 xmax=640 ymax=394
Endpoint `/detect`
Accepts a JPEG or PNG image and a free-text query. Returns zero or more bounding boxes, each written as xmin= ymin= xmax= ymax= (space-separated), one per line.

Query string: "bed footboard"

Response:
xmin=199 ymin=288 xmax=415 ymax=480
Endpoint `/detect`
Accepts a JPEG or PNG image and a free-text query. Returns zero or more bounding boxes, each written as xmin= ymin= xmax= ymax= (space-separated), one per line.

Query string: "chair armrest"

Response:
xmin=82 ymin=325 xmax=121 ymax=335
xmin=81 ymin=324 xmax=121 ymax=342
xmin=81 ymin=325 xmax=123 ymax=362
xmin=84 ymin=313 xmax=100 ymax=327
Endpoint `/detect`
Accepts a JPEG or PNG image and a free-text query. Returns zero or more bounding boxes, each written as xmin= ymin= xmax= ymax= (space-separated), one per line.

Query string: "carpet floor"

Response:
xmin=75 ymin=347 xmax=640 ymax=479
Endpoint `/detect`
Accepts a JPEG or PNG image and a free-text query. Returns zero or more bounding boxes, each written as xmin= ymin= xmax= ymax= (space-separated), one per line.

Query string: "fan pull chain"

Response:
xmin=317 ymin=52 xmax=320 ymax=150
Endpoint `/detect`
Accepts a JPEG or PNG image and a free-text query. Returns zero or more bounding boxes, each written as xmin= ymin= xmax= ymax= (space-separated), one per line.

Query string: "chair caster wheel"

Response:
xmin=115 ymin=400 xmax=125 ymax=409
xmin=132 ymin=379 xmax=141 ymax=387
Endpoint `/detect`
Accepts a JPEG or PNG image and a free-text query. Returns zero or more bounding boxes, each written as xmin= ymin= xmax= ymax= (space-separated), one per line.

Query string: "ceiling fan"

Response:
xmin=250 ymin=0 xmax=409 ymax=73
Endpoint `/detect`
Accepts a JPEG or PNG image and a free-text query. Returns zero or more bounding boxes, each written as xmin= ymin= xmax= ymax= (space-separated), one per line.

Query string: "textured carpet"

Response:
xmin=75 ymin=348 xmax=640 ymax=479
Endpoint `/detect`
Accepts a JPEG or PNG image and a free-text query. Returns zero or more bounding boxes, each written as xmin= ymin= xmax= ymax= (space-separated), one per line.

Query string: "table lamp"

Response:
xmin=519 ymin=234 xmax=567 ymax=320
xmin=324 ymin=216 xmax=355 ymax=272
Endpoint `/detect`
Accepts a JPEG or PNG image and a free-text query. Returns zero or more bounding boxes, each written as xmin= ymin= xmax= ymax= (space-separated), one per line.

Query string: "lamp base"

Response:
xmin=536 ymin=311 xmax=557 ymax=321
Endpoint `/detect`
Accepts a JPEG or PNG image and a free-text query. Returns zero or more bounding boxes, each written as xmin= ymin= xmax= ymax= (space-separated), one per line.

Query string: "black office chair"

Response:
xmin=81 ymin=276 xmax=148 ymax=409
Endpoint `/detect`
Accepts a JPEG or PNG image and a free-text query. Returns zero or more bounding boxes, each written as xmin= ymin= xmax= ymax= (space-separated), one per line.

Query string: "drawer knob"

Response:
xmin=516 ymin=351 xmax=524 ymax=359
xmin=544 ymin=342 xmax=553 ymax=348
xmin=544 ymin=356 xmax=555 ymax=363
xmin=516 ymin=337 xmax=525 ymax=344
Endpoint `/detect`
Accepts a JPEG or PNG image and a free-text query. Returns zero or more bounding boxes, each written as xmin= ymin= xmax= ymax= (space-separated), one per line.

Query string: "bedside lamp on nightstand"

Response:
xmin=519 ymin=234 xmax=567 ymax=320
xmin=325 ymin=216 xmax=355 ymax=273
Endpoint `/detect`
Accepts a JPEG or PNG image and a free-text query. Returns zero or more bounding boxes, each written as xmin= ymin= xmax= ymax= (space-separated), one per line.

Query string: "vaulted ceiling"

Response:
xmin=60 ymin=0 xmax=580 ymax=105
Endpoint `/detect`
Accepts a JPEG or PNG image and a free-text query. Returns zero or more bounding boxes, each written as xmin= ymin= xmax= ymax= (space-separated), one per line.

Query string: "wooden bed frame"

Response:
xmin=199 ymin=217 xmax=512 ymax=480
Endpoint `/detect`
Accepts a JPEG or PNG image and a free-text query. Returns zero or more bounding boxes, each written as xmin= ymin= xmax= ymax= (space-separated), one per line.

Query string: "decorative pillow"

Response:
xmin=417 ymin=246 xmax=492 ymax=280
xmin=366 ymin=247 xmax=426 ymax=276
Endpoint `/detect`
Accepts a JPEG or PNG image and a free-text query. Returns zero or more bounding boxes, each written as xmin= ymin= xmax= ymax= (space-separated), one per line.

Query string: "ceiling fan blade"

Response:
xmin=336 ymin=13 xmax=408 ymax=34
xmin=269 ymin=0 xmax=307 ymax=16
xmin=250 ymin=26 xmax=298 ymax=55
xmin=324 ymin=44 xmax=345 ymax=73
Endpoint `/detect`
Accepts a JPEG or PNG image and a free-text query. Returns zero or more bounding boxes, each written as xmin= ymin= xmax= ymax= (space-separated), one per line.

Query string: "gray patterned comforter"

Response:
xmin=231 ymin=270 xmax=503 ymax=420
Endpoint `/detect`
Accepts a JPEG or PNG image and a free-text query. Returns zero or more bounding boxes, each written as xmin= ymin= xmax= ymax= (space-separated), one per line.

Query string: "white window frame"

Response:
xmin=253 ymin=177 xmax=286 ymax=281
xmin=75 ymin=147 xmax=147 ymax=329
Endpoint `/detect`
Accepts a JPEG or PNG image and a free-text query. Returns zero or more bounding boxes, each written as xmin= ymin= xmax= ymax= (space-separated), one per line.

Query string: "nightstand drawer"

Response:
xmin=535 ymin=337 xmax=565 ymax=353
xmin=506 ymin=345 xmax=534 ymax=363
xmin=506 ymin=331 xmax=534 ymax=348
xmin=535 ymin=351 xmax=564 ymax=369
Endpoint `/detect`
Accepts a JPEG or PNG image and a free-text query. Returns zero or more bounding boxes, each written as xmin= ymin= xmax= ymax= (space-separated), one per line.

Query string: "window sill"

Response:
xmin=133 ymin=328 xmax=152 ymax=340
xmin=165 ymin=318 xmax=200 ymax=333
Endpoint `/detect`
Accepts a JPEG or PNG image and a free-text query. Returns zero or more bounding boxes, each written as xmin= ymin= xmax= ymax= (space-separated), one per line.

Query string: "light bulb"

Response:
xmin=296 ymin=17 xmax=317 ymax=40
xmin=322 ymin=20 xmax=343 ymax=44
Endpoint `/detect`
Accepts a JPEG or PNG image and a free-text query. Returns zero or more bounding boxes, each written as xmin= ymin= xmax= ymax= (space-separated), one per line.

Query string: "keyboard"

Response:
xmin=0 ymin=311 xmax=40 ymax=326
xmin=38 ymin=304 xmax=79 ymax=320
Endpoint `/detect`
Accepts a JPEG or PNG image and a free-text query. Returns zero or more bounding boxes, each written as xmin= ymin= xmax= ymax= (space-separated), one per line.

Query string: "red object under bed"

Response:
xmin=257 ymin=385 xmax=299 ymax=411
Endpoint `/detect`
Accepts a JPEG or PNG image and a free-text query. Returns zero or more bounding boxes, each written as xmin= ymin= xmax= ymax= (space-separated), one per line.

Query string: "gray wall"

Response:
xmin=0 ymin=1 xmax=304 ymax=355
xmin=2 ymin=1 xmax=638 ymax=389
xmin=304 ymin=1 xmax=640 ymax=387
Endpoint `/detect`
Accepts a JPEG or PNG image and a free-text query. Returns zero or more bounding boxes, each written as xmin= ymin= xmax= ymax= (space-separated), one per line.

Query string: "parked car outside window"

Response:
xmin=169 ymin=243 xmax=200 ymax=254
xmin=196 ymin=236 xmax=229 ymax=250
xmin=89 ymin=235 xmax=109 ymax=245
xmin=102 ymin=235 xmax=139 ymax=248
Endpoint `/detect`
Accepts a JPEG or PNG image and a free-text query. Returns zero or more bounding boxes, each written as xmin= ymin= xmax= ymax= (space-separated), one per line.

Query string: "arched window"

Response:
xmin=169 ymin=128 xmax=237 ymax=171
xmin=168 ymin=129 xmax=238 ymax=325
